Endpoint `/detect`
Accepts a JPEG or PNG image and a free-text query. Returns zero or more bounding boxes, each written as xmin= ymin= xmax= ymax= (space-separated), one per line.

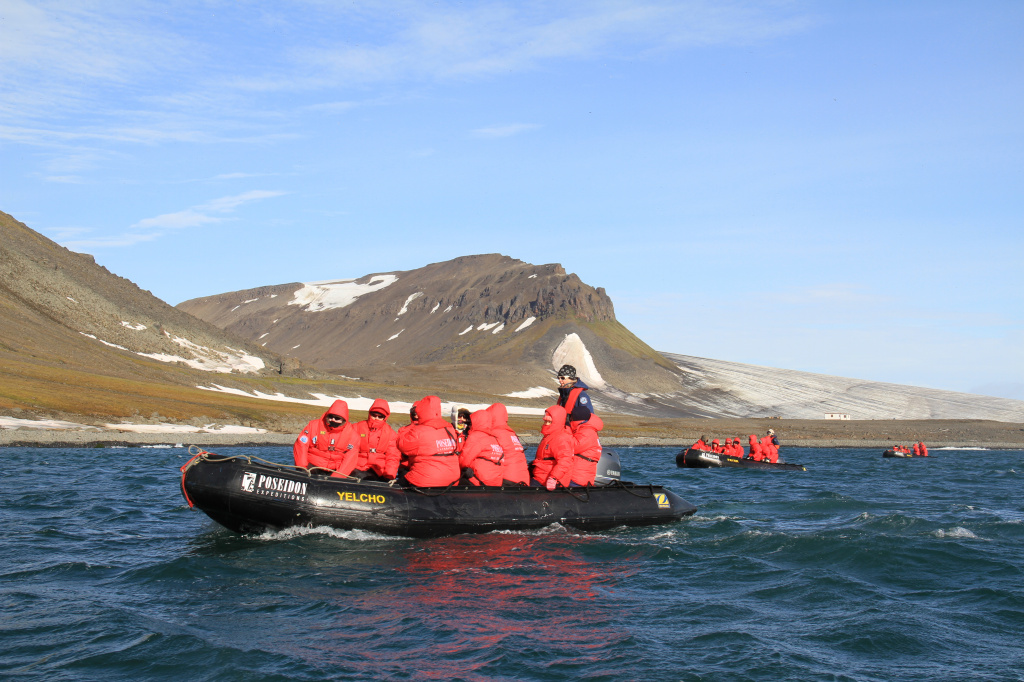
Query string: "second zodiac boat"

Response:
xmin=181 ymin=449 xmax=697 ymax=538
xmin=675 ymin=448 xmax=807 ymax=471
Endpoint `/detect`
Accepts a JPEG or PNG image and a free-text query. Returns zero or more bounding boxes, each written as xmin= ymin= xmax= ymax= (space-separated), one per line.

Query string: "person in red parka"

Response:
xmin=711 ymin=438 xmax=722 ymax=453
xmin=691 ymin=435 xmax=711 ymax=452
xmin=351 ymin=399 xmax=401 ymax=481
xmin=486 ymin=402 xmax=530 ymax=485
xmin=396 ymin=395 xmax=461 ymax=487
xmin=725 ymin=438 xmax=742 ymax=458
xmin=569 ymin=413 xmax=604 ymax=486
xmin=531 ymin=405 xmax=574 ymax=490
xmin=293 ymin=399 xmax=360 ymax=477
xmin=748 ymin=434 xmax=764 ymax=461
xmin=759 ymin=433 xmax=779 ymax=463
xmin=459 ymin=409 xmax=504 ymax=486
xmin=919 ymin=441 xmax=929 ymax=456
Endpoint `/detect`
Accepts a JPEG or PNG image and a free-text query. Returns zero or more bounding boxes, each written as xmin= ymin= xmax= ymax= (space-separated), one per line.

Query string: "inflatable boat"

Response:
xmin=882 ymin=449 xmax=927 ymax=458
xmin=675 ymin=448 xmax=806 ymax=471
xmin=180 ymin=449 xmax=697 ymax=538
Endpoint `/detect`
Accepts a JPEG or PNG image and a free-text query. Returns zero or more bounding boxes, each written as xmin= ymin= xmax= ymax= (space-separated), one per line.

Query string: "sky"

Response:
xmin=2 ymin=0 xmax=1022 ymax=400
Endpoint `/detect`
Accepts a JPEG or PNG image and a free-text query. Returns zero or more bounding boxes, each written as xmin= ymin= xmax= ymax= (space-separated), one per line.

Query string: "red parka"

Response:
xmin=759 ymin=435 xmax=779 ymax=463
xmin=352 ymin=398 xmax=401 ymax=479
xmin=920 ymin=442 xmax=929 ymax=456
xmin=569 ymin=413 xmax=604 ymax=485
xmin=293 ymin=399 xmax=360 ymax=476
xmin=396 ymin=395 xmax=460 ymax=487
xmin=748 ymin=434 xmax=764 ymax=461
xmin=531 ymin=405 xmax=574 ymax=486
xmin=487 ymin=402 xmax=530 ymax=485
xmin=459 ymin=409 xmax=504 ymax=486
xmin=691 ymin=438 xmax=711 ymax=452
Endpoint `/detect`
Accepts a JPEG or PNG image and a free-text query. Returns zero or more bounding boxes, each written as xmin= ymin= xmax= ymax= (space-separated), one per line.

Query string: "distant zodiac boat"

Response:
xmin=882 ymin=449 xmax=929 ymax=458
xmin=675 ymin=448 xmax=807 ymax=471
xmin=180 ymin=449 xmax=697 ymax=538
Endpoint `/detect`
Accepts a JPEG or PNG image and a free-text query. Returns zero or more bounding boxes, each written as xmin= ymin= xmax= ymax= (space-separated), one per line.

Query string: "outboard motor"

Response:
xmin=594 ymin=448 xmax=622 ymax=486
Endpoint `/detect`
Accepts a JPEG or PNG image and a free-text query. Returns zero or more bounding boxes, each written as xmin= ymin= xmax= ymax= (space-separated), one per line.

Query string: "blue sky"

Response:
xmin=2 ymin=1 xmax=1022 ymax=399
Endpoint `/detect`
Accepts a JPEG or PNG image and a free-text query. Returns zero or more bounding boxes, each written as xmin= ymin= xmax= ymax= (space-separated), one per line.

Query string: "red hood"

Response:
xmin=749 ymin=434 xmax=758 ymax=445
xmin=570 ymin=414 xmax=603 ymax=434
xmin=470 ymin=409 xmax=493 ymax=433
xmin=414 ymin=395 xmax=450 ymax=429
xmin=321 ymin=399 xmax=350 ymax=431
xmin=542 ymin=405 xmax=567 ymax=436
xmin=369 ymin=398 xmax=391 ymax=418
xmin=486 ymin=402 xmax=509 ymax=428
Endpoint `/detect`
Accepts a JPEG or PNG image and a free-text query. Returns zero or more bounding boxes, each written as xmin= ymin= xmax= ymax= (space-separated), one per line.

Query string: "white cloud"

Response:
xmin=130 ymin=190 xmax=287 ymax=230
xmin=471 ymin=123 xmax=540 ymax=139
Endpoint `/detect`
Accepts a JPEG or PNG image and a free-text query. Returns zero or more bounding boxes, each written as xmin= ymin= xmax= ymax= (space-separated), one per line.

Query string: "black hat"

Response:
xmin=557 ymin=364 xmax=577 ymax=379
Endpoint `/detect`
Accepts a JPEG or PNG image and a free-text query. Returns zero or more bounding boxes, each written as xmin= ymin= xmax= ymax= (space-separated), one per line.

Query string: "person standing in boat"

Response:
xmin=458 ymin=408 xmax=504 ymax=486
xmin=556 ymin=364 xmax=594 ymax=426
xmin=293 ymin=399 xmax=361 ymax=477
xmin=350 ymin=399 xmax=401 ymax=481
xmin=486 ymin=402 xmax=531 ymax=485
xmin=531 ymin=405 xmax=574 ymax=490
xmin=396 ymin=395 xmax=461 ymax=487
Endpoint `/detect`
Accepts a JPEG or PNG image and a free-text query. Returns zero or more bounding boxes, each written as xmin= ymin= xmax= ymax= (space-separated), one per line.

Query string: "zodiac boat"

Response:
xmin=675 ymin=448 xmax=807 ymax=471
xmin=180 ymin=448 xmax=697 ymax=538
xmin=882 ymin=449 xmax=927 ymax=458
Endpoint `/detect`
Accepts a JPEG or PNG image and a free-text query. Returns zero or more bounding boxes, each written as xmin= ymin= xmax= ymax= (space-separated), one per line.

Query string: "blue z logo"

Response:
xmin=654 ymin=493 xmax=669 ymax=508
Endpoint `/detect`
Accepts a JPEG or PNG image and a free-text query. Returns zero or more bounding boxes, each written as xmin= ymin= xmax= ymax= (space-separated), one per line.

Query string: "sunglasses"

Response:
xmin=557 ymin=375 xmax=571 ymax=380
xmin=326 ymin=415 xmax=345 ymax=423
xmin=368 ymin=413 xmax=385 ymax=419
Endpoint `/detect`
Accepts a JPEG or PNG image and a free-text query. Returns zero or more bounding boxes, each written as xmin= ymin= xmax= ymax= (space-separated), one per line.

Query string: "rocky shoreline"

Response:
xmin=3 ymin=427 xmax=1023 ymax=450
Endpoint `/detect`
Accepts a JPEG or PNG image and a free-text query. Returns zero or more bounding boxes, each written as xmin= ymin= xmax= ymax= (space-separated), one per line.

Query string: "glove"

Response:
xmin=545 ymin=477 xmax=557 ymax=491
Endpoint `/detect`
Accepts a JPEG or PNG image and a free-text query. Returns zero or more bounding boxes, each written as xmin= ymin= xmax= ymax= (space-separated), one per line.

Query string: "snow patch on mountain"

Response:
xmin=552 ymin=333 xmax=607 ymax=390
xmin=289 ymin=274 xmax=398 ymax=312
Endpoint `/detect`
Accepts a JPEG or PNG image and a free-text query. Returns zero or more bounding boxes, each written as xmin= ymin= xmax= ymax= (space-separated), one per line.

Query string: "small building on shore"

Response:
xmin=824 ymin=413 xmax=851 ymax=420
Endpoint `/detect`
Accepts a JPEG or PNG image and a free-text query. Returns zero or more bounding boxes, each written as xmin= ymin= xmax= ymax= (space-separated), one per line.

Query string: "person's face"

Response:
xmin=557 ymin=374 xmax=575 ymax=388
xmin=543 ymin=414 xmax=553 ymax=426
xmin=326 ymin=414 xmax=345 ymax=428
xmin=369 ymin=412 xmax=385 ymax=421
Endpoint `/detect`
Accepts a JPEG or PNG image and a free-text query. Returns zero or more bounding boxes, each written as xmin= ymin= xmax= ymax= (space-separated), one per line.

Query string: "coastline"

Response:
xmin=2 ymin=430 xmax=1022 ymax=450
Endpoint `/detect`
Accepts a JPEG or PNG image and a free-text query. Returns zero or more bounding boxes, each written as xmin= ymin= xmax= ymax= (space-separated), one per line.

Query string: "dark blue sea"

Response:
xmin=2 ymin=445 xmax=1023 ymax=681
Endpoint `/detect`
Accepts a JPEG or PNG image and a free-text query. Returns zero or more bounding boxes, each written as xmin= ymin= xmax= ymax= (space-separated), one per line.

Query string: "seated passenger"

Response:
xmin=531 ymin=405 xmax=574 ymax=490
xmin=569 ymin=413 xmax=604 ymax=486
xmin=351 ymin=399 xmax=400 ymax=481
xmin=711 ymin=438 xmax=723 ymax=453
xmin=691 ymin=435 xmax=711 ymax=452
xmin=759 ymin=434 xmax=779 ymax=463
xmin=486 ymin=402 xmax=530 ymax=485
xmin=726 ymin=438 xmax=743 ymax=458
xmin=459 ymin=409 xmax=504 ymax=486
xmin=396 ymin=396 xmax=460 ymax=487
xmin=748 ymin=434 xmax=764 ymax=461
xmin=919 ymin=441 xmax=929 ymax=456
xmin=452 ymin=407 xmax=471 ymax=450
xmin=293 ymin=399 xmax=360 ymax=477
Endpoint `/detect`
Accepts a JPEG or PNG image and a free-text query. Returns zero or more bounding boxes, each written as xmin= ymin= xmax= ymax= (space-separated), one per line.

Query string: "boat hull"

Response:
xmin=675 ymin=448 xmax=806 ymax=471
xmin=181 ymin=453 xmax=697 ymax=538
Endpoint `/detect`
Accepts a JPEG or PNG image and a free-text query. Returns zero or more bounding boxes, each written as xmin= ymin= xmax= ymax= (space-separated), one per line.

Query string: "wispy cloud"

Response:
xmin=61 ymin=189 xmax=287 ymax=250
xmin=131 ymin=190 xmax=287 ymax=230
xmin=471 ymin=123 xmax=540 ymax=139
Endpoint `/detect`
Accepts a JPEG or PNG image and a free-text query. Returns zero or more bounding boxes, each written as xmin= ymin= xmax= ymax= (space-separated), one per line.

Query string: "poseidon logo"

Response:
xmin=241 ymin=472 xmax=257 ymax=492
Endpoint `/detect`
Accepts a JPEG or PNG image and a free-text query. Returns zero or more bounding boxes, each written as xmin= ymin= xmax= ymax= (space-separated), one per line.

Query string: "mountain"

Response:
xmin=178 ymin=255 xmax=1024 ymax=422
xmin=177 ymin=254 xmax=687 ymax=397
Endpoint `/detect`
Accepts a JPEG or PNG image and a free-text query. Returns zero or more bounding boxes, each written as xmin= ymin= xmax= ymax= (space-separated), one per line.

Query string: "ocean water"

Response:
xmin=2 ymin=445 xmax=1023 ymax=681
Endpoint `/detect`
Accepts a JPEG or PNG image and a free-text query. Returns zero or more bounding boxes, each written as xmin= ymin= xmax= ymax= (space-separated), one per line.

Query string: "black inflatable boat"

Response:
xmin=675 ymin=448 xmax=806 ymax=471
xmin=180 ymin=449 xmax=697 ymax=538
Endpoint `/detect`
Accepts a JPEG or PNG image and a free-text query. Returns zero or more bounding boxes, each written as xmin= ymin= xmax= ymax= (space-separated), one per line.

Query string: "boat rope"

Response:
xmin=407 ymin=480 xmax=460 ymax=497
xmin=605 ymin=479 xmax=655 ymax=498
xmin=562 ymin=485 xmax=591 ymax=502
